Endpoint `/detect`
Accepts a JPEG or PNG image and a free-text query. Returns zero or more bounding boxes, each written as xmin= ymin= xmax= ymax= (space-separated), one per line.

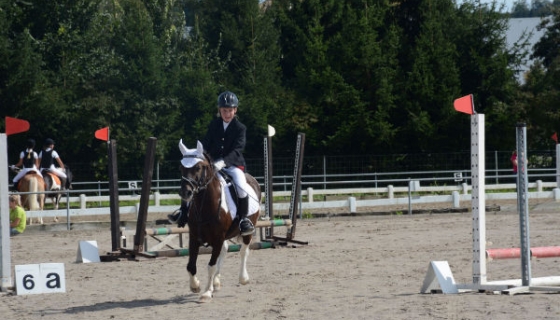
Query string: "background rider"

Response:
xmin=39 ymin=138 xmax=67 ymax=188
xmin=12 ymin=138 xmax=42 ymax=191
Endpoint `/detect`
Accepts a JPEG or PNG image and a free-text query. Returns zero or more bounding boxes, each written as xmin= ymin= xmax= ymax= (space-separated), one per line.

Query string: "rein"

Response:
xmin=181 ymin=155 xmax=215 ymax=194
xmin=180 ymin=155 xmax=222 ymax=227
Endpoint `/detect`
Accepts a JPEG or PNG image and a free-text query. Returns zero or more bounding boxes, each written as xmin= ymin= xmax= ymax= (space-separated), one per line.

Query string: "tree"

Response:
xmin=393 ymin=0 xmax=462 ymax=152
xmin=453 ymin=1 xmax=521 ymax=151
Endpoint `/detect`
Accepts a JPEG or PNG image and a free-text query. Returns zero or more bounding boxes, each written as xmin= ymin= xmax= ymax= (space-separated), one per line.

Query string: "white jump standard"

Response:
xmin=421 ymin=95 xmax=560 ymax=295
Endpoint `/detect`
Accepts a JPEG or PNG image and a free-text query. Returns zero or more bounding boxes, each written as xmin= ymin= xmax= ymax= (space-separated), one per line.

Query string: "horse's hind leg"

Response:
xmin=239 ymin=240 xmax=251 ymax=285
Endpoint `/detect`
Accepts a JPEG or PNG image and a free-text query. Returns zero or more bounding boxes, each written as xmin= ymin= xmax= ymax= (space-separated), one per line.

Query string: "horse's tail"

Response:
xmin=28 ymin=176 xmax=40 ymax=211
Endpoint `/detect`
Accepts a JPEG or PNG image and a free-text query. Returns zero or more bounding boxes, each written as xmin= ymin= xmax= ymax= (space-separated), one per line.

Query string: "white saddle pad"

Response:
xmin=217 ymin=174 xmax=259 ymax=220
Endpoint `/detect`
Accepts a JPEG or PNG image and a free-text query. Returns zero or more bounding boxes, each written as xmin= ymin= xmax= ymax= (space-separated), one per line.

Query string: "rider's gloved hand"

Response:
xmin=213 ymin=159 xmax=226 ymax=171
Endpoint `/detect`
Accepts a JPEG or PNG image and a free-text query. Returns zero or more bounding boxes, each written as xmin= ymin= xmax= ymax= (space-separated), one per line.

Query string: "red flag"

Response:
xmin=552 ymin=132 xmax=558 ymax=144
xmin=95 ymin=127 xmax=109 ymax=141
xmin=5 ymin=117 xmax=30 ymax=135
xmin=453 ymin=94 xmax=475 ymax=115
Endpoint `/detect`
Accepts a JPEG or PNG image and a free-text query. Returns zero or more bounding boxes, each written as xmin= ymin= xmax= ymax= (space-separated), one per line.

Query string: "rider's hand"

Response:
xmin=213 ymin=160 xmax=226 ymax=171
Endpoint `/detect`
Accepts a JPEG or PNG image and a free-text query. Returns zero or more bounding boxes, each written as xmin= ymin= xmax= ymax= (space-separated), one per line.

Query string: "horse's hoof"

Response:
xmin=191 ymin=286 xmax=201 ymax=293
xmin=239 ymin=277 xmax=250 ymax=285
xmin=199 ymin=292 xmax=213 ymax=303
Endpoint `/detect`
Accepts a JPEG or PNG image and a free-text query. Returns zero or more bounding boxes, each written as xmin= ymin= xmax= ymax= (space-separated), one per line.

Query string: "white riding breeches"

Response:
xmin=45 ymin=165 xmax=67 ymax=179
xmin=223 ymin=166 xmax=249 ymax=198
xmin=13 ymin=167 xmax=42 ymax=184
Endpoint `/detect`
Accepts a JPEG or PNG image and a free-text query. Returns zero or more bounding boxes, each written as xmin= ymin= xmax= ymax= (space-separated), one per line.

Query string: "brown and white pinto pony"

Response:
xmin=42 ymin=166 xmax=72 ymax=223
xmin=178 ymin=140 xmax=261 ymax=302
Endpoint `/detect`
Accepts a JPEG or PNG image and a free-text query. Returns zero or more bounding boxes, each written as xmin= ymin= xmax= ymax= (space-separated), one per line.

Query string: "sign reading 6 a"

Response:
xmin=15 ymin=263 xmax=66 ymax=295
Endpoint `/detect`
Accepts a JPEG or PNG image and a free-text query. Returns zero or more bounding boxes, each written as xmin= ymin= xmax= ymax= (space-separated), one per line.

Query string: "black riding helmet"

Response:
xmin=26 ymin=139 xmax=36 ymax=148
xmin=44 ymin=138 xmax=55 ymax=147
xmin=217 ymin=91 xmax=238 ymax=108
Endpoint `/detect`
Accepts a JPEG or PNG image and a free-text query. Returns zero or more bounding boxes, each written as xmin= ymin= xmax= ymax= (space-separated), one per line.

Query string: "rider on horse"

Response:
xmin=12 ymin=138 xmax=42 ymax=191
xmin=39 ymin=138 xmax=68 ymax=190
xmin=169 ymin=91 xmax=255 ymax=236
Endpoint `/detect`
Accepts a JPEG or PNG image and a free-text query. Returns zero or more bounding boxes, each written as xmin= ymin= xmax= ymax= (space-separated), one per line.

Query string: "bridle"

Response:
xmin=180 ymin=154 xmax=221 ymax=226
xmin=180 ymin=154 xmax=215 ymax=196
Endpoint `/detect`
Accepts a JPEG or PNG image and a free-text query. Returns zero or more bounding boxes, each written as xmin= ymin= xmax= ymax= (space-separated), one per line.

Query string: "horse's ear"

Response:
xmin=179 ymin=139 xmax=188 ymax=155
xmin=196 ymin=140 xmax=204 ymax=155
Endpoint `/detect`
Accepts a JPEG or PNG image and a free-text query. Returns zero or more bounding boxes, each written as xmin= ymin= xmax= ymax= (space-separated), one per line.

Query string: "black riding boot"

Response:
xmin=238 ymin=196 xmax=254 ymax=236
xmin=60 ymin=177 xmax=67 ymax=190
xmin=168 ymin=201 xmax=190 ymax=225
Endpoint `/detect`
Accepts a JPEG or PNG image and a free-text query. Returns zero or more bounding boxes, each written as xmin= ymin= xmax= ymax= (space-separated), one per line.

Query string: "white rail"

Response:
xmin=25 ymin=180 xmax=560 ymax=219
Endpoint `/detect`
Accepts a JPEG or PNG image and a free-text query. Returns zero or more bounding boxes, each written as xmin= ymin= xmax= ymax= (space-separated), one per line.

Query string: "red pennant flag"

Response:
xmin=95 ymin=127 xmax=109 ymax=141
xmin=5 ymin=117 xmax=30 ymax=135
xmin=552 ymin=132 xmax=558 ymax=144
xmin=453 ymin=94 xmax=475 ymax=115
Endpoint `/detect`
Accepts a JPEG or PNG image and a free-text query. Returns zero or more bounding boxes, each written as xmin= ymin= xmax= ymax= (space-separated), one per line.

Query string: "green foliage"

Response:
xmin=3 ymin=0 xmax=559 ymax=181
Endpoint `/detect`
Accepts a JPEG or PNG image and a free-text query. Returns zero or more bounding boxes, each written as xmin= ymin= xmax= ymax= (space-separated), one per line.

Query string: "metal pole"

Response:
xmin=66 ymin=190 xmax=70 ymax=230
xmin=323 ymin=155 xmax=326 ymax=190
xmin=287 ymin=133 xmax=305 ymax=240
xmin=516 ymin=123 xmax=531 ymax=286
xmin=556 ymin=144 xmax=560 ymax=188
xmin=495 ymin=150 xmax=498 ymax=184
xmin=408 ymin=179 xmax=412 ymax=215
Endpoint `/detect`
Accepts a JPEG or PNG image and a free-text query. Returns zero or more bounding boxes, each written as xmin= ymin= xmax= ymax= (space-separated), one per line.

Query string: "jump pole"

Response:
xmin=145 ymin=241 xmax=275 ymax=258
xmin=122 ymin=219 xmax=293 ymax=237
xmin=487 ymin=246 xmax=560 ymax=261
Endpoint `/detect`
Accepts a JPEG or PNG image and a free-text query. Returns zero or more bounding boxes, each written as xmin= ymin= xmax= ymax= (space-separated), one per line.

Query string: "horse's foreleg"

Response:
xmin=200 ymin=243 xmax=226 ymax=302
xmin=200 ymin=263 xmax=218 ymax=302
xmin=212 ymin=240 xmax=229 ymax=292
xmin=187 ymin=238 xmax=200 ymax=294
xmin=239 ymin=241 xmax=251 ymax=285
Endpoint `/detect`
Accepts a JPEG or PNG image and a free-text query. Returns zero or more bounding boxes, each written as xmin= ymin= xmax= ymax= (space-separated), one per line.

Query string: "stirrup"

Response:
xmin=167 ymin=208 xmax=182 ymax=224
xmin=239 ymin=218 xmax=254 ymax=236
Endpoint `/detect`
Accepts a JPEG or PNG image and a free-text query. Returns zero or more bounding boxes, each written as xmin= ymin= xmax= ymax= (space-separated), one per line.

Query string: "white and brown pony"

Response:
xmin=178 ymin=140 xmax=261 ymax=302
xmin=17 ymin=173 xmax=45 ymax=225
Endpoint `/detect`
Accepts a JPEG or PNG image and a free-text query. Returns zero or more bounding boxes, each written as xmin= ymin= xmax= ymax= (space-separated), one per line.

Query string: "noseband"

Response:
xmin=181 ymin=156 xmax=214 ymax=195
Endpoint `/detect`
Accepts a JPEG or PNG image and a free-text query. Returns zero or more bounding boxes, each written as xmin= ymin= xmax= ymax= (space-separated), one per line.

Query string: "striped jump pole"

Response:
xmin=145 ymin=241 xmax=275 ymax=258
xmin=123 ymin=219 xmax=293 ymax=237
xmin=486 ymin=246 xmax=560 ymax=261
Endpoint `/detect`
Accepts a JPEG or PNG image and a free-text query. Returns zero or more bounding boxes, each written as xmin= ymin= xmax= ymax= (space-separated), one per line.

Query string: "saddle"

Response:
xmin=217 ymin=171 xmax=240 ymax=207
xmin=41 ymin=170 xmax=61 ymax=190
xmin=16 ymin=170 xmax=44 ymax=191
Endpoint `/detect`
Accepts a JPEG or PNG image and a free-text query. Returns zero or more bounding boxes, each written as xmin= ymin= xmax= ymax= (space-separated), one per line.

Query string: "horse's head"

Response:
xmin=178 ymin=139 xmax=214 ymax=202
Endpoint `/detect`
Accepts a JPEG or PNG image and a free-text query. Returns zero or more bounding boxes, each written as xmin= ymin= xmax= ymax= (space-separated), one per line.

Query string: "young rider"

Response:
xmin=12 ymin=139 xmax=42 ymax=190
xmin=39 ymin=138 xmax=67 ymax=189
xmin=169 ymin=91 xmax=255 ymax=236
